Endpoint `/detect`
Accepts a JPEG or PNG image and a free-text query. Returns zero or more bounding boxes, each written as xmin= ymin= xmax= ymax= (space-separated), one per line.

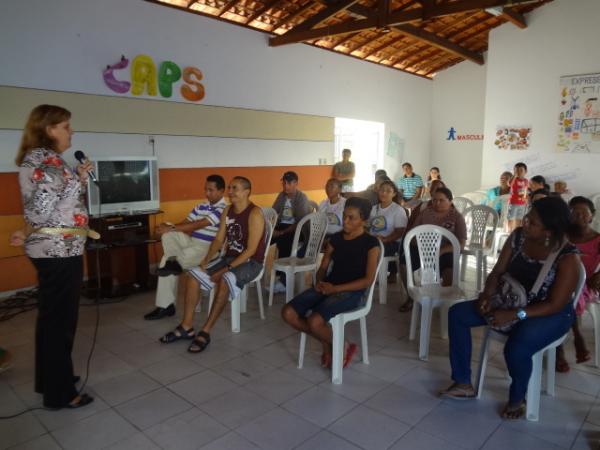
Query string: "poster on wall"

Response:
xmin=494 ymin=126 xmax=531 ymax=150
xmin=557 ymin=72 xmax=600 ymax=153
xmin=387 ymin=131 xmax=404 ymax=160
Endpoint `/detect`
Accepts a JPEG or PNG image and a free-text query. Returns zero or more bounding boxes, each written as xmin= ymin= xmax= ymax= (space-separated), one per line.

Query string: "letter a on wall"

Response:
xmin=131 ymin=54 xmax=158 ymax=96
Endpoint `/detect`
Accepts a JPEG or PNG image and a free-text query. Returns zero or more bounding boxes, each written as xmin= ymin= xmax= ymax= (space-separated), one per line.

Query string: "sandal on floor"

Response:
xmin=188 ymin=331 xmax=211 ymax=353
xmin=322 ymin=353 xmax=332 ymax=369
xmin=159 ymin=325 xmax=195 ymax=344
xmin=502 ymin=401 xmax=526 ymax=420
xmin=555 ymin=357 xmax=570 ymax=373
xmin=439 ymin=383 xmax=476 ymax=400
xmin=576 ymin=349 xmax=592 ymax=364
xmin=343 ymin=343 xmax=358 ymax=368
xmin=399 ymin=299 xmax=413 ymax=313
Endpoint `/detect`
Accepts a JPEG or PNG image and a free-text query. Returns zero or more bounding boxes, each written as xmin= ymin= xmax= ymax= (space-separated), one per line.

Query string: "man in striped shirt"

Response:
xmin=144 ymin=175 xmax=227 ymax=320
xmin=397 ymin=162 xmax=424 ymax=208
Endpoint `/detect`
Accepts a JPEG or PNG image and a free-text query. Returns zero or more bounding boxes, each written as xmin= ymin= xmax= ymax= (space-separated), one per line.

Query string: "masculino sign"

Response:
xmin=447 ymin=127 xmax=484 ymax=141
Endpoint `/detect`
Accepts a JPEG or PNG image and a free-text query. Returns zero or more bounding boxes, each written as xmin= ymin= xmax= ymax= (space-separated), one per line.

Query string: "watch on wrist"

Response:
xmin=516 ymin=308 xmax=527 ymax=321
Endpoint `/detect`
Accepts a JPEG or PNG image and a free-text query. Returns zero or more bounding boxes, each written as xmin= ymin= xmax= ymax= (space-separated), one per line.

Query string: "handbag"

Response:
xmin=487 ymin=238 xmax=566 ymax=332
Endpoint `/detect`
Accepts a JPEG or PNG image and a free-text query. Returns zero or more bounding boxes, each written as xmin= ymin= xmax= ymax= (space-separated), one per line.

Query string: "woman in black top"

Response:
xmin=282 ymin=197 xmax=380 ymax=370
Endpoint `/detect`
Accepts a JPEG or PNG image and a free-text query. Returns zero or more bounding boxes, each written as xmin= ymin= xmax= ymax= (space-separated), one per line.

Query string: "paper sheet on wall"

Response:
xmin=387 ymin=131 xmax=404 ymax=160
xmin=557 ymin=73 xmax=600 ymax=153
xmin=494 ymin=126 xmax=531 ymax=150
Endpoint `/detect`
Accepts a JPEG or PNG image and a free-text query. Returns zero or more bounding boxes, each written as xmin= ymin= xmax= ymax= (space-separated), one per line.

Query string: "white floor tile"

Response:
xmin=482 ymin=423 xmax=565 ymax=450
xmin=92 ymin=370 xmax=161 ymax=406
xmin=294 ymin=430 xmax=362 ymax=450
xmin=244 ymin=368 xmax=313 ymax=404
xmin=167 ymin=370 xmax=237 ymax=406
xmin=142 ymin=354 xmax=205 ymax=385
xmin=198 ymin=431 xmax=261 ymax=450
xmin=388 ymin=428 xmax=464 ymax=450
xmin=0 ymin=411 xmax=46 ymax=450
xmin=4 ymin=434 xmax=62 ymax=450
xmin=115 ymin=387 xmax=193 ymax=429
xmin=282 ymin=386 xmax=358 ymax=427
xmin=364 ymin=384 xmax=442 ymax=426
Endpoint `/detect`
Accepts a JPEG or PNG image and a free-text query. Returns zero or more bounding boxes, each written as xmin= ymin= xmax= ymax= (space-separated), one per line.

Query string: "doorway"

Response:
xmin=334 ymin=117 xmax=385 ymax=190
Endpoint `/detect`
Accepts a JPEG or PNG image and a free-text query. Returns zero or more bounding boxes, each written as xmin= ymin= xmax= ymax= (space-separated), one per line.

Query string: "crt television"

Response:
xmin=86 ymin=156 xmax=160 ymax=217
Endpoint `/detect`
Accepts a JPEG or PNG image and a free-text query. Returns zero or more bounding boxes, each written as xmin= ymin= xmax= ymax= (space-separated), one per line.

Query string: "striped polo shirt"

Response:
xmin=397 ymin=174 xmax=424 ymax=200
xmin=187 ymin=198 xmax=227 ymax=242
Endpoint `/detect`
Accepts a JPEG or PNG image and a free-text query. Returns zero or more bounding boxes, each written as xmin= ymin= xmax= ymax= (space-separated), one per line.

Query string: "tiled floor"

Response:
xmin=1 ymin=270 xmax=599 ymax=450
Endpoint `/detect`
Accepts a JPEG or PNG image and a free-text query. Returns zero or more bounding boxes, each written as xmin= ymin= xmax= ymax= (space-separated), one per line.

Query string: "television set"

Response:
xmin=86 ymin=156 xmax=160 ymax=217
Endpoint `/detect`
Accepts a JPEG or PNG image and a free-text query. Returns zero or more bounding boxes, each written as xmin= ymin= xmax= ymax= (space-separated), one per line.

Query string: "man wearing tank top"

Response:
xmin=158 ymin=176 xmax=266 ymax=353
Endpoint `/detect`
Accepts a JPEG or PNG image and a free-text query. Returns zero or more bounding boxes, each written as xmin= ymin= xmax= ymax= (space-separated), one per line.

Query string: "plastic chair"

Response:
xmin=268 ymin=212 xmax=329 ymax=305
xmin=308 ymin=200 xmax=319 ymax=212
xmin=404 ymin=225 xmax=467 ymax=360
xmin=591 ymin=193 xmax=600 ymax=233
xmin=460 ymin=205 xmax=499 ymax=292
xmin=207 ymin=220 xmax=275 ymax=333
xmin=475 ymin=262 xmax=586 ymax=421
xmin=490 ymin=194 xmax=511 ymax=261
xmin=452 ymin=196 xmax=474 ymax=215
xmin=298 ymin=240 xmax=385 ymax=384
xmin=261 ymin=207 xmax=278 ymax=228
xmin=587 ymin=301 xmax=600 ymax=367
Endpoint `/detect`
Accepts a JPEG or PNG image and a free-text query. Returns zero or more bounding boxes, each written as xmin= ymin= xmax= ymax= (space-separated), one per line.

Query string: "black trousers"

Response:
xmin=31 ymin=256 xmax=83 ymax=408
xmin=383 ymin=241 xmax=399 ymax=275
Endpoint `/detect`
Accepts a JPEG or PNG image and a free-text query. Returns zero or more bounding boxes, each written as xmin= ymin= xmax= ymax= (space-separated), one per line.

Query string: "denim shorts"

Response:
xmin=507 ymin=203 xmax=527 ymax=220
xmin=208 ymin=257 xmax=263 ymax=289
xmin=288 ymin=287 xmax=366 ymax=322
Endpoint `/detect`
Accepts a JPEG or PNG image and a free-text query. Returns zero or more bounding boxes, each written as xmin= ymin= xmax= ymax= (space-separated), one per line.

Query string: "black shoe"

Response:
xmin=156 ymin=260 xmax=183 ymax=277
xmin=67 ymin=393 xmax=94 ymax=409
xmin=144 ymin=304 xmax=176 ymax=320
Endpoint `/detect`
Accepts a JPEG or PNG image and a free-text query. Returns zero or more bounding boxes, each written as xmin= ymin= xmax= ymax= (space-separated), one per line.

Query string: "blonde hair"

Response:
xmin=15 ymin=104 xmax=71 ymax=166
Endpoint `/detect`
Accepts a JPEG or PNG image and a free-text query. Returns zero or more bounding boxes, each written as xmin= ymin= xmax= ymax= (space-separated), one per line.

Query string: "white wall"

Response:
xmin=481 ymin=0 xmax=600 ymax=195
xmin=431 ymin=61 xmax=487 ymax=196
xmin=0 ymin=0 xmax=432 ymax=178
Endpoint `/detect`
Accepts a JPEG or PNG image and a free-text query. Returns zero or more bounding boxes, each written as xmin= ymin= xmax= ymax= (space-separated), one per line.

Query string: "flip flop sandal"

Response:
xmin=439 ymin=383 xmax=476 ymax=400
xmin=343 ymin=343 xmax=358 ymax=368
xmin=555 ymin=358 xmax=570 ymax=373
xmin=576 ymin=349 xmax=592 ymax=364
xmin=188 ymin=331 xmax=211 ymax=353
xmin=399 ymin=299 xmax=413 ymax=313
xmin=159 ymin=325 xmax=195 ymax=344
xmin=502 ymin=402 xmax=526 ymax=420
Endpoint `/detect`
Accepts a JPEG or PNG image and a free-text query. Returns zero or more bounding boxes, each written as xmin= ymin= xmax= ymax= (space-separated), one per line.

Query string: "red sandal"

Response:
xmin=343 ymin=343 xmax=358 ymax=368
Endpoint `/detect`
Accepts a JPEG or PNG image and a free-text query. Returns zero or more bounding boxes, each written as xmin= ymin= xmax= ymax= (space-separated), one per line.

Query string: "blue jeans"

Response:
xmin=289 ymin=288 xmax=365 ymax=322
xmin=448 ymin=300 xmax=574 ymax=404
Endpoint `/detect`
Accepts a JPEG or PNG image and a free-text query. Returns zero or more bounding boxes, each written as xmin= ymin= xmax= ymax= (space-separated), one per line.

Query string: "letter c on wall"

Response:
xmin=131 ymin=54 xmax=158 ymax=96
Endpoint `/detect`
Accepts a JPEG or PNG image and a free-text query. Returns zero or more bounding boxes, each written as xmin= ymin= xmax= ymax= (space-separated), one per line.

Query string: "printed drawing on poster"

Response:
xmin=557 ymin=72 xmax=600 ymax=153
xmin=494 ymin=126 xmax=531 ymax=150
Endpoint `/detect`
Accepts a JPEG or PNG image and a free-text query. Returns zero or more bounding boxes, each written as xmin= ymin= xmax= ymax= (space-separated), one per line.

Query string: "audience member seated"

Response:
xmin=424 ymin=166 xmax=442 ymax=197
xmin=399 ymin=187 xmax=466 ymax=312
xmin=484 ymin=171 xmax=512 ymax=216
xmin=397 ymin=162 xmax=424 ymax=208
xmin=344 ymin=169 xmax=387 ymax=206
xmin=281 ymin=197 xmax=380 ymax=369
xmin=507 ymin=162 xmax=529 ymax=231
xmin=159 ymin=176 xmax=266 ymax=353
xmin=529 ymin=175 xmax=549 ymax=193
xmin=530 ymin=188 xmax=549 ymax=203
xmin=271 ymin=171 xmax=312 ymax=293
xmin=332 ymin=148 xmax=356 ymax=193
xmin=319 ymin=178 xmax=346 ymax=246
xmin=369 ymin=180 xmax=408 ymax=283
xmin=556 ymin=196 xmax=600 ymax=372
xmin=406 ymin=179 xmax=445 ymax=231
xmin=144 ymin=175 xmax=227 ymax=320
xmin=440 ymin=197 xmax=579 ymax=419
xmin=554 ymin=180 xmax=575 ymax=203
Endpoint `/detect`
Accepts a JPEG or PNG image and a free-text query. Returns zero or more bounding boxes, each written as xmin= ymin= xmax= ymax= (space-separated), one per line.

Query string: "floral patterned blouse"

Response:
xmin=19 ymin=148 xmax=88 ymax=258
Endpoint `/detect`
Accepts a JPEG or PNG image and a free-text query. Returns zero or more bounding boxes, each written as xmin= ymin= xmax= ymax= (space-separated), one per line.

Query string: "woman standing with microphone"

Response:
xmin=11 ymin=105 xmax=94 ymax=409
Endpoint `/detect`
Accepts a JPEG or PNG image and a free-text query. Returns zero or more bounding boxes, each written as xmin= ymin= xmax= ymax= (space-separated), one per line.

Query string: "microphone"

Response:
xmin=74 ymin=150 xmax=98 ymax=184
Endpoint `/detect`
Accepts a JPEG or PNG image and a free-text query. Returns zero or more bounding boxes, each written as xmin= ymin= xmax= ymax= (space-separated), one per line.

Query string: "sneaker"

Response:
xmin=156 ymin=260 xmax=183 ymax=277
xmin=268 ymin=280 xmax=287 ymax=294
xmin=144 ymin=303 xmax=176 ymax=320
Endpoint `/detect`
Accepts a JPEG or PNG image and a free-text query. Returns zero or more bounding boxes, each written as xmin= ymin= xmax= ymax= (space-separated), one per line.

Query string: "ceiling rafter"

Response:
xmin=271 ymin=0 xmax=318 ymax=30
xmin=217 ymin=0 xmax=241 ymax=16
xmin=501 ymin=8 xmax=527 ymax=28
xmin=246 ymin=0 xmax=285 ymax=23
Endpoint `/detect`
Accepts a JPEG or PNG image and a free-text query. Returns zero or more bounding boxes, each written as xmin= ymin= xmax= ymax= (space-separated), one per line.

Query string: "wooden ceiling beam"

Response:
xmin=292 ymin=0 xmax=362 ymax=32
xmin=246 ymin=0 xmax=284 ymax=24
xmin=272 ymin=1 xmax=318 ymax=30
xmin=217 ymin=0 xmax=240 ymax=16
xmin=501 ymin=8 xmax=527 ymax=28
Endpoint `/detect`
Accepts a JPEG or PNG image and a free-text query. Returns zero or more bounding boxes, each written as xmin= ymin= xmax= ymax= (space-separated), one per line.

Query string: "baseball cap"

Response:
xmin=282 ymin=171 xmax=299 ymax=182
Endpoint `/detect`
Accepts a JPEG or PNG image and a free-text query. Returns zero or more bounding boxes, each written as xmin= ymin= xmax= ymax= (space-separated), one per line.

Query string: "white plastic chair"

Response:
xmin=308 ymin=200 xmax=319 ymax=212
xmin=587 ymin=301 xmax=600 ymax=367
xmin=404 ymin=225 xmax=467 ymax=360
xmin=378 ymin=253 xmax=400 ymax=304
xmin=207 ymin=220 xmax=275 ymax=333
xmin=591 ymin=193 xmax=600 ymax=233
xmin=452 ymin=196 xmax=474 ymax=215
xmin=261 ymin=207 xmax=278 ymax=228
xmin=268 ymin=212 xmax=329 ymax=305
xmin=475 ymin=262 xmax=586 ymax=421
xmin=298 ymin=240 xmax=384 ymax=384
xmin=460 ymin=205 xmax=499 ymax=292
xmin=491 ymin=194 xmax=511 ymax=260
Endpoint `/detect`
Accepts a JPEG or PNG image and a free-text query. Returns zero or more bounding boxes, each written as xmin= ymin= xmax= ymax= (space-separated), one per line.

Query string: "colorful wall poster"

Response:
xmin=557 ymin=72 xmax=600 ymax=153
xmin=494 ymin=126 xmax=531 ymax=150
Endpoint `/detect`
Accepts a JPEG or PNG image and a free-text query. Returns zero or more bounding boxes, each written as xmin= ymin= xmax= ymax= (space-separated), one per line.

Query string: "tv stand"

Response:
xmin=84 ymin=212 xmax=160 ymax=299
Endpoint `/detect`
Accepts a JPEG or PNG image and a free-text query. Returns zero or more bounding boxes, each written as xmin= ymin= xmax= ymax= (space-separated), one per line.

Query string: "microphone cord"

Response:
xmin=0 ymin=174 xmax=102 ymax=419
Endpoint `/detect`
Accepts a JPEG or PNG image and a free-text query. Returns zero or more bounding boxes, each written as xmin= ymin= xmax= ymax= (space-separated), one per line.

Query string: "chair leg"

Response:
xmin=240 ymin=286 xmax=248 ymax=313
xmin=460 ymin=254 xmax=467 ymax=282
xmin=256 ymin=280 xmax=265 ymax=320
xmin=419 ymin=298 xmax=433 ymax=361
xmin=440 ymin=304 xmax=449 ymax=340
xmin=546 ymin=347 xmax=556 ymax=396
xmin=331 ymin=316 xmax=345 ymax=384
xmin=268 ymin=268 xmax=276 ymax=306
xmin=359 ymin=317 xmax=369 ymax=365
xmin=409 ymin=300 xmax=419 ymax=341
xmin=231 ymin=295 xmax=241 ymax=333
xmin=298 ymin=332 xmax=306 ymax=368
xmin=526 ymin=351 xmax=543 ymax=421
xmin=475 ymin=252 xmax=483 ymax=292
xmin=475 ymin=329 xmax=492 ymax=399
xmin=285 ymin=270 xmax=295 ymax=304
xmin=588 ymin=303 xmax=600 ymax=367
xmin=378 ymin=262 xmax=387 ymax=304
